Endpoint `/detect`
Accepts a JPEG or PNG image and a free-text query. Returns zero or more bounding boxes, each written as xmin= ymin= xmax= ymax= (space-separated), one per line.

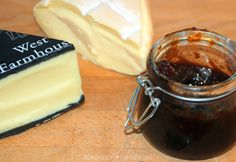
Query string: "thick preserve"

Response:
xmin=156 ymin=60 xmax=229 ymax=86
xmin=138 ymin=90 xmax=236 ymax=159
xmin=136 ymin=29 xmax=236 ymax=160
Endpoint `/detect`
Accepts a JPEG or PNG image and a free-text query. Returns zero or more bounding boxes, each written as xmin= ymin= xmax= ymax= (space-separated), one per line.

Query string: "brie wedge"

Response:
xmin=34 ymin=0 xmax=153 ymax=75
xmin=0 ymin=30 xmax=84 ymax=138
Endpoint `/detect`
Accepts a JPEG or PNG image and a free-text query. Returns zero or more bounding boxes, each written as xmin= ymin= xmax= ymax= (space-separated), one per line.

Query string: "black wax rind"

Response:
xmin=0 ymin=95 xmax=85 ymax=139
xmin=0 ymin=30 xmax=75 ymax=80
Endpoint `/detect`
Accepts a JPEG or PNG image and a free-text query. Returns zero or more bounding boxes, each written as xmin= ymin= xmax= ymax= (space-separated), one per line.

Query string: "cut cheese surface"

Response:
xmin=34 ymin=0 xmax=153 ymax=75
xmin=0 ymin=30 xmax=84 ymax=138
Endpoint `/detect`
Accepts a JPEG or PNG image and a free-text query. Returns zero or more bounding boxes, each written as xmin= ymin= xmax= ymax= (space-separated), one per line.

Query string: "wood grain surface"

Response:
xmin=0 ymin=0 xmax=236 ymax=162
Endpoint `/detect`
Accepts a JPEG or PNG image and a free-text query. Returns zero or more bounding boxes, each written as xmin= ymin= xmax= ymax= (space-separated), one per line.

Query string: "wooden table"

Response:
xmin=0 ymin=0 xmax=236 ymax=162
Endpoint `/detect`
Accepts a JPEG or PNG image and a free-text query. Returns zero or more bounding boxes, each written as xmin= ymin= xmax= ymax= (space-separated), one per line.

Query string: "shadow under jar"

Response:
xmin=125 ymin=28 xmax=236 ymax=160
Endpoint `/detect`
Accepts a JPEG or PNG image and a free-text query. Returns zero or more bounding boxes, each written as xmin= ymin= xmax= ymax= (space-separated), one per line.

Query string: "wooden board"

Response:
xmin=0 ymin=0 xmax=236 ymax=161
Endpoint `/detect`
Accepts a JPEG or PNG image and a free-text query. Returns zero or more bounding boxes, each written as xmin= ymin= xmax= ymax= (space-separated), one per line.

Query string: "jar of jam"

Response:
xmin=125 ymin=28 xmax=236 ymax=160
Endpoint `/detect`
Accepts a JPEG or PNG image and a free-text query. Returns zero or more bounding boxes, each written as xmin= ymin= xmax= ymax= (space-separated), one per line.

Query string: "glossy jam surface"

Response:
xmin=156 ymin=60 xmax=230 ymax=86
xmin=155 ymin=43 xmax=233 ymax=86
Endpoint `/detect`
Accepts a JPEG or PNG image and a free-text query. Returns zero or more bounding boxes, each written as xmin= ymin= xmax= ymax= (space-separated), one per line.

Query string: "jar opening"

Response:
xmin=150 ymin=28 xmax=236 ymax=99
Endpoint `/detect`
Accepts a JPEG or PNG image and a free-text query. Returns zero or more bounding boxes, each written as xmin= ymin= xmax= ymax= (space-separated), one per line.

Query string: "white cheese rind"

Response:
xmin=34 ymin=0 xmax=153 ymax=75
xmin=0 ymin=51 xmax=83 ymax=134
xmin=46 ymin=0 xmax=142 ymax=43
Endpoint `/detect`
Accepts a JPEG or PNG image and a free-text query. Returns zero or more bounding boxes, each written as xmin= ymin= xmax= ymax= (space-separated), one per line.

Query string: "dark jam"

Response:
xmin=156 ymin=60 xmax=229 ymax=86
xmin=138 ymin=44 xmax=236 ymax=160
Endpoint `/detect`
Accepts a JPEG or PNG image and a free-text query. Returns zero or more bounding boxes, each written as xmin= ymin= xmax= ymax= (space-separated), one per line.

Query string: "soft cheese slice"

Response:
xmin=0 ymin=30 xmax=84 ymax=138
xmin=34 ymin=0 xmax=153 ymax=75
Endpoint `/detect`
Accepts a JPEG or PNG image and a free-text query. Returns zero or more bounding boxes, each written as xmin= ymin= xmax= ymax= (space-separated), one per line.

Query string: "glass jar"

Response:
xmin=125 ymin=28 xmax=236 ymax=160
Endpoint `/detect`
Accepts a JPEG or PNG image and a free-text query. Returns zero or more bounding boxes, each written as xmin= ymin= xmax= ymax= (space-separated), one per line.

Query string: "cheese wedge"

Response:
xmin=34 ymin=0 xmax=153 ymax=75
xmin=0 ymin=30 xmax=84 ymax=138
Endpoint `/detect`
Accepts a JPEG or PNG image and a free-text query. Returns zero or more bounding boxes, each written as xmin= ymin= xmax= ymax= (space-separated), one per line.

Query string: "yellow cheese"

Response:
xmin=0 ymin=51 xmax=83 ymax=134
xmin=0 ymin=30 xmax=84 ymax=138
xmin=34 ymin=0 xmax=153 ymax=75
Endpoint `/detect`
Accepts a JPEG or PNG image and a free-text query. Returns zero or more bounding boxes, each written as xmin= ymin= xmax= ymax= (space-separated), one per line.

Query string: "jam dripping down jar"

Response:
xmin=125 ymin=28 xmax=236 ymax=160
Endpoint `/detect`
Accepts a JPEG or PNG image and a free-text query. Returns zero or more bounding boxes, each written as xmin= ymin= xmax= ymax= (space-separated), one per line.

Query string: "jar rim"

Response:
xmin=150 ymin=27 xmax=236 ymax=99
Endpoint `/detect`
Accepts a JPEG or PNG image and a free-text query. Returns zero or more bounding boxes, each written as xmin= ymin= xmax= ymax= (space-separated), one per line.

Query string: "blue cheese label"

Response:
xmin=0 ymin=30 xmax=75 ymax=79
